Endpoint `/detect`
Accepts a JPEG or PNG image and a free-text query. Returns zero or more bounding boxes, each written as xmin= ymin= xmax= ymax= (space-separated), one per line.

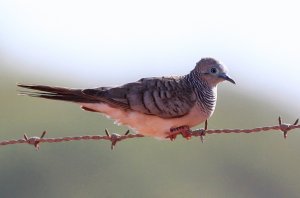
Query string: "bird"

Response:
xmin=18 ymin=58 xmax=235 ymax=140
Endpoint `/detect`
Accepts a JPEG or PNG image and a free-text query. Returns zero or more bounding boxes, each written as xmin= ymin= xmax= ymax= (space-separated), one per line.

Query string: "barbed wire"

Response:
xmin=1 ymin=117 xmax=299 ymax=150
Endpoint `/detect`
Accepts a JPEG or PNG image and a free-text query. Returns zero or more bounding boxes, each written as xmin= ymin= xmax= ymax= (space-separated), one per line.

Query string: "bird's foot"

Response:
xmin=167 ymin=125 xmax=192 ymax=141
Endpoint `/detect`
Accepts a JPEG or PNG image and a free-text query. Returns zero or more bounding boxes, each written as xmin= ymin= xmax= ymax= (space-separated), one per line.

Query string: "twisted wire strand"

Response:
xmin=1 ymin=117 xmax=299 ymax=149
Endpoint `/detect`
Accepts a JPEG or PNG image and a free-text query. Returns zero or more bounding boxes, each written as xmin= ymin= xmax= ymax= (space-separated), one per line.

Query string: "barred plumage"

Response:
xmin=18 ymin=57 xmax=235 ymax=138
xmin=184 ymin=71 xmax=216 ymax=113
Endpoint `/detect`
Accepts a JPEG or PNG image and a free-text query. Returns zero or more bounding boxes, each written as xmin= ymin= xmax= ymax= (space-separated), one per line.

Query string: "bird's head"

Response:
xmin=194 ymin=57 xmax=235 ymax=87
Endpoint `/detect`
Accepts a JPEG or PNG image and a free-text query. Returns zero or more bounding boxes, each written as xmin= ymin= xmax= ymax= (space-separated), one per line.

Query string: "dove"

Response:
xmin=18 ymin=58 xmax=235 ymax=139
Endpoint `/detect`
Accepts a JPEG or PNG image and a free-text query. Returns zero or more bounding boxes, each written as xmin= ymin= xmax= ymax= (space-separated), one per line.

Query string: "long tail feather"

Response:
xmin=17 ymin=84 xmax=99 ymax=103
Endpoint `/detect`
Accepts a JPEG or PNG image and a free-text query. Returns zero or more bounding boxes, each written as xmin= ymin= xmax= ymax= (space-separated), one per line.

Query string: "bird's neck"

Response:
xmin=183 ymin=72 xmax=217 ymax=113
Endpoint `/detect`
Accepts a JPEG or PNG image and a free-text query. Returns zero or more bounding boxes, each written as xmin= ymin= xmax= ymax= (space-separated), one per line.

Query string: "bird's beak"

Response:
xmin=219 ymin=73 xmax=236 ymax=84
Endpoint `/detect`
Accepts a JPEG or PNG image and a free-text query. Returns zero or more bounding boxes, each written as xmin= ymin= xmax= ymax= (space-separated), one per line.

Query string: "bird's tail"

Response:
xmin=17 ymin=84 xmax=99 ymax=103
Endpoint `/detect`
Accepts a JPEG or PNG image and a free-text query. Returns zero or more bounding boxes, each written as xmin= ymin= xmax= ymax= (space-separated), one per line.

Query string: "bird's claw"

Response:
xmin=167 ymin=126 xmax=192 ymax=141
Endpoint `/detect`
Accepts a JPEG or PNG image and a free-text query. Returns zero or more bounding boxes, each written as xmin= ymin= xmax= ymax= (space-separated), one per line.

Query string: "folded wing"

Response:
xmin=18 ymin=77 xmax=196 ymax=119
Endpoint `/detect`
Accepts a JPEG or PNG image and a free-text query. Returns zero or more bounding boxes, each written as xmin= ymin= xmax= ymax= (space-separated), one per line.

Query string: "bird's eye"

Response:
xmin=210 ymin=67 xmax=218 ymax=74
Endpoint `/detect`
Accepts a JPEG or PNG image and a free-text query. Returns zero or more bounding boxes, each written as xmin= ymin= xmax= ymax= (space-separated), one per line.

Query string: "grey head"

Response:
xmin=192 ymin=58 xmax=235 ymax=87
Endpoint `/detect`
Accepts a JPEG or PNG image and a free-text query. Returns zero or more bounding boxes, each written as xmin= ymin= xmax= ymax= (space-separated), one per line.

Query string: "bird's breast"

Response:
xmin=80 ymin=102 xmax=213 ymax=139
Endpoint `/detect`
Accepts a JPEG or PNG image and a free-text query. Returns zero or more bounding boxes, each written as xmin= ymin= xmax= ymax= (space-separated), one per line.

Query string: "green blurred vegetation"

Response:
xmin=0 ymin=68 xmax=300 ymax=198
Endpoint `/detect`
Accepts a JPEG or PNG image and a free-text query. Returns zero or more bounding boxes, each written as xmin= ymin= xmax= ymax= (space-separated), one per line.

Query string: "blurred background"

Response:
xmin=1 ymin=0 xmax=300 ymax=197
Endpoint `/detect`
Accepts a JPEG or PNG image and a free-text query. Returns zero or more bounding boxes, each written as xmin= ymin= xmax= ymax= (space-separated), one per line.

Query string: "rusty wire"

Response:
xmin=0 ymin=117 xmax=299 ymax=150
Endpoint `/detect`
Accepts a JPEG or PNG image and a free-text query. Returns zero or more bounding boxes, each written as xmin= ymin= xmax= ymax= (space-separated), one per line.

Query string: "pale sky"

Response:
xmin=1 ymin=0 xmax=300 ymax=113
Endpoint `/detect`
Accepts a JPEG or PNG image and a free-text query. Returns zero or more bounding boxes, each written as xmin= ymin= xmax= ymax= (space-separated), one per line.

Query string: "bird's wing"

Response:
xmin=82 ymin=77 xmax=197 ymax=118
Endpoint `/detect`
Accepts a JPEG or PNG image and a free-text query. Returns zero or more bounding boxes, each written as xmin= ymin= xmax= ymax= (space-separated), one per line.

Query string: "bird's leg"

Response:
xmin=167 ymin=125 xmax=192 ymax=141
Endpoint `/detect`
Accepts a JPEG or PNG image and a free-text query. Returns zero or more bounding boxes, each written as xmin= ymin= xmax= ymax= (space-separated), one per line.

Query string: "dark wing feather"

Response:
xmin=83 ymin=77 xmax=196 ymax=118
xmin=18 ymin=76 xmax=196 ymax=119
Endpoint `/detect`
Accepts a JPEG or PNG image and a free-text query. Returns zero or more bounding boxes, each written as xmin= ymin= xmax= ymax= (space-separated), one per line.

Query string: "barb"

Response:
xmin=1 ymin=117 xmax=299 ymax=150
